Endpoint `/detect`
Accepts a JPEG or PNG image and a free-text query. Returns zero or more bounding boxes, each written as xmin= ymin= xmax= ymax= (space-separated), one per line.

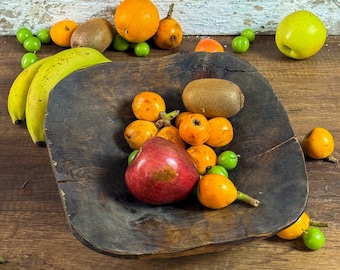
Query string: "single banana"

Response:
xmin=25 ymin=47 xmax=111 ymax=145
xmin=7 ymin=56 xmax=52 ymax=124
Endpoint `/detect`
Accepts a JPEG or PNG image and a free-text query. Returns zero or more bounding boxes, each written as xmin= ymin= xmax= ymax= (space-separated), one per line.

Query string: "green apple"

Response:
xmin=275 ymin=10 xmax=327 ymax=59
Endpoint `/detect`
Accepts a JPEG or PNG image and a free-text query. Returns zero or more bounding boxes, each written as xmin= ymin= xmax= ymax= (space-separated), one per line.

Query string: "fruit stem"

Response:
xmin=15 ymin=119 xmax=24 ymax=125
xmin=324 ymin=154 xmax=338 ymax=163
xmin=155 ymin=110 xmax=180 ymax=129
xmin=310 ymin=220 xmax=328 ymax=227
xmin=237 ymin=191 xmax=261 ymax=207
xmin=167 ymin=3 xmax=174 ymax=18
xmin=36 ymin=141 xmax=46 ymax=147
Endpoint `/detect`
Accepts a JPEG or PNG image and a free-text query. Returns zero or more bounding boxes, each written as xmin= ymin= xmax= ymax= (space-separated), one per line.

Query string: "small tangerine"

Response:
xmin=132 ymin=91 xmax=166 ymax=122
xmin=156 ymin=125 xmax=186 ymax=148
xmin=153 ymin=3 xmax=183 ymax=49
xmin=50 ymin=19 xmax=78 ymax=47
xmin=195 ymin=38 xmax=224 ymax=53
xmin=206 ymin=117 xmax=234 ymax=148
xmin=187 ymin=144 xmax=217 ymax=174
xmin=277 ymin=212 xmax=310 ymax=240
xmin=197 ymin=174 xmax=237 ymax=209
xmin=178 ymin=113 xmax=211 ymax=146
xmin=301 ymin=127 xmax=335 ymax=160
xmin=175 ymin=111 xmax=192 ymax=128
xmin=124 ymin=119 xmax=158 ymax=150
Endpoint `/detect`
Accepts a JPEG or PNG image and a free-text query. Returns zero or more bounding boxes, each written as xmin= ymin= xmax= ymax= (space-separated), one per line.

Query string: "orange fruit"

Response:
xmin=114 ymin=0 xmax=160 ymax=43
xmin=301 ymin=127 xmax=335 ymax=160
xmin=156 ymin=125 xmax=186 ymax=148
xmin=132 ymin=91 xmax=166 ymax=122
xmin=50 ymin=19 xmax=78 ymax=47
xmin=178 ymin=113 xmax=211 ymax=146
xmin=206 ymin=117 xmax=234 ymax=148
xmin=195 ymin=38 xmax=224 ymax=53
xmin=277 ymin=212 xmax=310 ymax=240
xmin=197 ymin=174 xmax=237 ymax=209
xmin=153 ymin=3 xmax=183 ymax=49
xmin=175 ymin=111 xmax=192 ymax=128
xmin=187 ymin=144 xmax=217 ymax=175
xmin=124 ymin=119 xmax=158 ymax=150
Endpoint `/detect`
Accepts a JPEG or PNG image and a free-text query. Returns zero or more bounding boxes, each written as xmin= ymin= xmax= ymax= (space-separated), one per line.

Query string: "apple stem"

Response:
xmin=237 ymin=191 xmax=261 ymax=207
xmin=324 ymin=154 xmax=338 ymax=163
xmin=155 ymin=110 xmax=180 ymax=129
xmin=310 ymin=220 xmax=328 ymax=227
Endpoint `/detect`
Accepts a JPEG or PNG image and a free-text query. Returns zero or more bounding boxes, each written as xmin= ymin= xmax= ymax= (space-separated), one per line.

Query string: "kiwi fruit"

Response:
xmin=182 ymin=78 xmax=245 ymax=118
xmin=70 ymin=18 xmax=114 ymax=52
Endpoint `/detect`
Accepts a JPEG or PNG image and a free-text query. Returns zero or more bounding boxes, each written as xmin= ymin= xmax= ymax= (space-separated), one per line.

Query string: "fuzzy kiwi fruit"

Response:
xmin=182 ymin=78 xmax=245 ymax=118
xmin=70 ymin=18 xmax=114 ymax=52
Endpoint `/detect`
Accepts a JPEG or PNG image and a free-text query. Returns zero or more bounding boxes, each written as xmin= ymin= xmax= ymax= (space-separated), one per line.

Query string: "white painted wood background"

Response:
xmin=1 ymin=0 xmax=339 ymax=36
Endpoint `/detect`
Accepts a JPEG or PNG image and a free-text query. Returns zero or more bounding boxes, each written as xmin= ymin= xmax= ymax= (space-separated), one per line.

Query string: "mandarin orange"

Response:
xmin=114 ymin=0 xmax=159 ymax=43
xmin=195 ymin=38 xmax=224 ymax=53
xmin=50 ymin=19 xmax=78 ymax=47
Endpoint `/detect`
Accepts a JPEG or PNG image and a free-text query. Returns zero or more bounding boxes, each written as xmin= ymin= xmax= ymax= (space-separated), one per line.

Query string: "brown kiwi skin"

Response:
xmin=70 ymin=18 xmax=114 ymax=52
xmin=182 ymin=78 xmax=245 ymax=118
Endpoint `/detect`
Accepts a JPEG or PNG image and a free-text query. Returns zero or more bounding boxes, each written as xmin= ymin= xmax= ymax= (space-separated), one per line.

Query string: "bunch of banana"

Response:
xmin=7 ymin=47 xmax=111 ymax=146
xmin=8 ymin=56 xmax=52 ymax=124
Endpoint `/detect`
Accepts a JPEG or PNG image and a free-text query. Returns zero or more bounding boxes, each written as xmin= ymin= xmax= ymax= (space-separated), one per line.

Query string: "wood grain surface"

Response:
xmin=1 ymin=35 xmax=339 ymax=269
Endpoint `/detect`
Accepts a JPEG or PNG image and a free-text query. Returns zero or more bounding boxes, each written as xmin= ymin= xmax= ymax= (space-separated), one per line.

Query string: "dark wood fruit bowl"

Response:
xmin=44 ymin=52 xmax=308 ymax=259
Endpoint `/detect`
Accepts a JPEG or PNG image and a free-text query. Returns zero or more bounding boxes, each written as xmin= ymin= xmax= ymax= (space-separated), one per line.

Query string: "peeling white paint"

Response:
xmin=0 ymin=0 xmax=339 ymax=35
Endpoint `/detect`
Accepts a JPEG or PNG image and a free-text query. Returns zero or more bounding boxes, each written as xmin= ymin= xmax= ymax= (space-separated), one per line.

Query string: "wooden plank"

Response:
xmin=0 ymin=35 xmax=339 ymax=269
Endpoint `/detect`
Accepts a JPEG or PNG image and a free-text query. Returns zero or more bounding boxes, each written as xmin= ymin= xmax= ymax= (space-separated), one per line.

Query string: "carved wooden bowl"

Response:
xmin=45 ymin=52 xmax=308 ymax=259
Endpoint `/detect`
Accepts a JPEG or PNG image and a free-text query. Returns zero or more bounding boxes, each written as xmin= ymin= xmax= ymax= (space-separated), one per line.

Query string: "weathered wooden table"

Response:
xmin=1 ymin=35 xmax=339 ymax=269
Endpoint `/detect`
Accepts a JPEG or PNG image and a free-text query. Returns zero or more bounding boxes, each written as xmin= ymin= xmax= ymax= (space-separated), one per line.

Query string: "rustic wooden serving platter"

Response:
xmin=44 ymin=52 xmax=308 ymax=259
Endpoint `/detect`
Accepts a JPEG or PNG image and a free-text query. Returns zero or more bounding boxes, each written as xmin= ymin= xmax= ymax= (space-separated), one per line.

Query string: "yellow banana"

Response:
xmin=7 ymin=56 xmax=52 ymax=124
xmin=25 ymin=47 xmax=111 ymax=145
